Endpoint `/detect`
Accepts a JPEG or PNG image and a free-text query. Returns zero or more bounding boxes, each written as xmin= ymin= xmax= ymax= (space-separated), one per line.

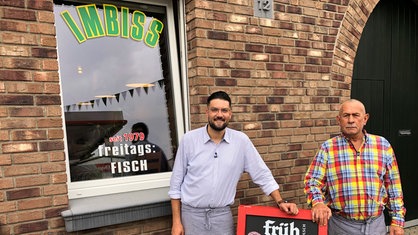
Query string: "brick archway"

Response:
xmin=330 ymin=0 xmax=380 ymax=96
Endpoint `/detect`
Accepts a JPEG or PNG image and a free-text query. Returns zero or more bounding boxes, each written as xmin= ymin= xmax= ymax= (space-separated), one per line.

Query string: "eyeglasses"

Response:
xmin=209 ymin=107 xmax=231 ymax=114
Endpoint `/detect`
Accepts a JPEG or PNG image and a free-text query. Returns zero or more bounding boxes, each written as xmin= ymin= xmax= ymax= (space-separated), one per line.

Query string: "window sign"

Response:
xmin=54 ymin=2 xmax=177 ymax=183
xmin=237 ymin=205 xmax=327 ymax=235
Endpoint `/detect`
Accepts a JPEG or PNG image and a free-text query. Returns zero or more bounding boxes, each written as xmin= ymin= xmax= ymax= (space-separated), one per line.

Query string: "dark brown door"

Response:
xmin=352 ymin=0 xmax=418 ymax=222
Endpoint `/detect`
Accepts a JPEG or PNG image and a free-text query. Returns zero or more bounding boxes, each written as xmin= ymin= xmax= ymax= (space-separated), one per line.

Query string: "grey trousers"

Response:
xmin=328 ymin=213 xmax=387 ymax=235
xmin=181 ymin=204 xmax=234 ymax=235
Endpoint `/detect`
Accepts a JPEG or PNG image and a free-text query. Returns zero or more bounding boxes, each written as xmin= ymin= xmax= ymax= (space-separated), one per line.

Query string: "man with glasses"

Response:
xmin=169 ymin=91 xmax=299 ymax=235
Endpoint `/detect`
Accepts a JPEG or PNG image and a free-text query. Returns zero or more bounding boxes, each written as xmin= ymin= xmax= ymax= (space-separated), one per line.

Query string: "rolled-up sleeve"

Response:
xmin=304 ymin=147 xmax=327 ymax=207
xmin=385 ymin=146 xmax=406 ymax=227
xmin=168 ymin=141 xmax=186 ymax=199
xmin=244 ymin=138 xmax=279 ymax=196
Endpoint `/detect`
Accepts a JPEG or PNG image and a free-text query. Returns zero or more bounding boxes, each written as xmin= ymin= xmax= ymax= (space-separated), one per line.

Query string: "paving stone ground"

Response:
xmin=405 ymin=226 xmax=418 ymax=235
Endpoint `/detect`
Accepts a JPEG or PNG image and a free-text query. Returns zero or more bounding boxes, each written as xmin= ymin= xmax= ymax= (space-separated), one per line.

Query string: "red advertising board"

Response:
xmin=237 ymin=205 xmax=327 ymax=235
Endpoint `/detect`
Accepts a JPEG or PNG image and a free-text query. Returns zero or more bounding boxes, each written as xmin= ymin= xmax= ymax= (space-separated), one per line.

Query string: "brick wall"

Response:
xmin=0 ymin=0 xmax=69 ymax=234
xmin=0 ymin=0 xmax=380 ymax=234
xmin=185 ymin=0 xmax=371 ymax=212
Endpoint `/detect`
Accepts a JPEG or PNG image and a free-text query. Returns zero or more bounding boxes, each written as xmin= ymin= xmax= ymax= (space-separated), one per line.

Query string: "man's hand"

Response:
xmin=278 ymin=202 xmax=299 ymax=215
xmin=389 ymin=225 xmax=404 ymax=235
xmin=171 ymin=222 xmax=184 ymax=235
xmin=311 ymin=202 xmax=332 ymax=226
xmin=171 ymin=199 xmax=184 ymax=235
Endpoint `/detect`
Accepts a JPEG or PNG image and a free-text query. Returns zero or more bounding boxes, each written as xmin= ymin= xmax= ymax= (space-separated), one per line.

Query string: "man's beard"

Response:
xmin=209 ymin=118 xmax=228 ymax=131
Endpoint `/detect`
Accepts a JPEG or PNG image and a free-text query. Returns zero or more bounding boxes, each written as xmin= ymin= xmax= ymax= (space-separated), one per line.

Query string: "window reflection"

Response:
xmin=54 ymin=3 xmax=174 ymax=182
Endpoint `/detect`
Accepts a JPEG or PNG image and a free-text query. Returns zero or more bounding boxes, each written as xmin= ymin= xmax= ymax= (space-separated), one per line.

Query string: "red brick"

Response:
xmin=33 ymin=71 xmax=59 ymax=82
xmin=0 ymin=119 xmax=37 ymax=129
xmin=42 ymin=59 xmax=58 ymax=70
xmin=0 ymin=201 xmax=17 ymax=213
xmin=52 ymin=195 xmax=68 ymax=206
xmin=15 ymin=175 xmax=50 ymax=188
xmin=4 ymin=165 xmax=39 ymax=177
xmin=43 ymin=184 xmax=67 ymax=196
xmin=49 ymin=151 xmax=65 ymax=162
xmin=215 ymin=78 xmax=237 ymax=86
xmin=8 ymin=210 xmax=43 ymax=223
xmin=46 ymin=106 xmax=62 ymax=117
xmin=14 ymin=221 xmax=48 ymax=234
xmin=35 ymin=95 xmax=61 ymax=105
xmin=44 ymin=83 xmax=60 ymax=94
xmin=0 ymin=178 xmax=14 ymax=189
xmin=10 ymin=107 xmax=44 ymax=117
xmin=7 ymin=188 xmax=40 ymax=200
xmin=27 ymin=0 xmax=54 ymax=10
xmin=0 ymin=0 xmax=24 ymax=7
xmin=3 ymin=58 xmax=40 ymax=69
xmin=1 ymin=142 xmax=38 ymax=153
xmin=3 ymin=9 xmax=36 ymax=21
xmin=45 ymin=206 xmax=67 ymax=218
xmin=31 ymin=47 xmax=57 ymax=58
xmin=41 ymin=163 xmax=65 ymax=174
xmin=7 ymin=82 xmax=43 ymax=94
xmin=37 ymin=118 xmax=62 ymax=128
xmin=0 ymin=20 xmax=28 ymax=33
xmin=40 ymin=35 xmax=57 ymax=47
xmin=38 ymin=141 xmax=64 ymax=151
xmin=0 ymin=153 xmax=12 ymax=165
xmin=0 ymin=95 xmax=33 ymax=105
xmin=0 ymin=70 xmax=31 ymax=81
xmin=11 ymin=130 xmax=47 ymax=141
xmin=51 ymin=173 xmax=67 ymax=184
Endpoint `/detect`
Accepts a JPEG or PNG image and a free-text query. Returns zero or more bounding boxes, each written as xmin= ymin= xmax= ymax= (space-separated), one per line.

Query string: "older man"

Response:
xmin=304 ymin=99 xmax=406 ymax=235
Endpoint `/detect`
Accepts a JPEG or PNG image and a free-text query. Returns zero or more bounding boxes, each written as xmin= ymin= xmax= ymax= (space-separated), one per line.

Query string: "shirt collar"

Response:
xmin=341 ymin=129 xmax=369 ymax=144
xmin=203 ymin=124 xmax=230 ymax=144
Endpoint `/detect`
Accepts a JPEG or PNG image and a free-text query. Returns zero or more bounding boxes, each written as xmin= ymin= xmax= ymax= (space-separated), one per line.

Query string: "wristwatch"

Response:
xmin=277 ymin=200 xmax=288 ymax=205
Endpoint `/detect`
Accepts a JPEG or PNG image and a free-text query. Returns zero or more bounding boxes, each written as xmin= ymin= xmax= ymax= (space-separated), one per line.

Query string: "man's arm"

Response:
xmin=171 ymin=199 xmax=184 ymax=235
xmin=269 ymin=190 xmax=299 ymax=215
xmin=304 ymin=147 xmax=331 ymax=226
xmin=385 ymin=145 xmax=406 ymax=229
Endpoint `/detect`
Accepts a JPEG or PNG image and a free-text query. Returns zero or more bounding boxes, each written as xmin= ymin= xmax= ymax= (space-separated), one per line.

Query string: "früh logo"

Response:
xmin=237 ymin=205 xmax=327 ymax=235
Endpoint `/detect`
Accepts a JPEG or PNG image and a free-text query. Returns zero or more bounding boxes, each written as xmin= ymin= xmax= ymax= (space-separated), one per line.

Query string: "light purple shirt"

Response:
xmin=168 ymin=125 xmax=279 ymax=208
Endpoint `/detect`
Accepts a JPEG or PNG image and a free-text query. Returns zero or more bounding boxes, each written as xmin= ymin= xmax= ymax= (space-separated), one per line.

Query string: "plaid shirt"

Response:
xmin=304 ymin=132 xmax=406 ymax=227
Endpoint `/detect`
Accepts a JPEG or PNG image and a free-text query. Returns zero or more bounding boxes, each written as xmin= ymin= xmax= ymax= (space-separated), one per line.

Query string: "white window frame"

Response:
xmin=58 ymin=0 xmax=188 ymax=203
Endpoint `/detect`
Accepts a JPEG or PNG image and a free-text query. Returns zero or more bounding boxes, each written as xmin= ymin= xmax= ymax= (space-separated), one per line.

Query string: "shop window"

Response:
xmin=54 ymin=0 xmax=185 ymax=214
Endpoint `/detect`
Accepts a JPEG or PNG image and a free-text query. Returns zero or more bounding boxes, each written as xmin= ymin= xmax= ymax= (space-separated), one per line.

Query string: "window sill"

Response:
xmin=61 ymin=187 xmax=171 ymax=232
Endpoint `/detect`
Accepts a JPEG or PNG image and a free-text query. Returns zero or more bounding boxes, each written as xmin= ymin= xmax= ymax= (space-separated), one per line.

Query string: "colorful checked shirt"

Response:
xmin=304 ymin=132 xmax=406 ymax=227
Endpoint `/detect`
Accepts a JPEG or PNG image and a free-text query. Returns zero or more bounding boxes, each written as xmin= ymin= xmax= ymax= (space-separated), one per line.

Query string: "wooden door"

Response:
xmin=352 ymin=0 xmax=418 ymax=222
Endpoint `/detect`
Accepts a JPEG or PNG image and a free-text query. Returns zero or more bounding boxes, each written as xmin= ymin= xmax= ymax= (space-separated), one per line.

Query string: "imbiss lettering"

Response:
xmin=263 ymin=220 xmax=300 ymax=235
xmin=60 ymin=4 xmax=163 ymax=47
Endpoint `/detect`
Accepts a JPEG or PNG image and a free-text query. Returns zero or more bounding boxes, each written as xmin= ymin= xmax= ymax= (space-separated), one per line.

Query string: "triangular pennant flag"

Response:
xmin=158 ymin=79 xmax=164 ymax=88
xmin=115 ymin=93 xmax=120 ymax=102
xmin=144 ymin=87 xmax=149 ymax=94
xmin=95 ymin=99 xmax=100 ymax=107
xmin=136 ymin=87 xmax=141 ymax=96
xmin=66 ymin=105 xmax=70 ymax=111
xmin=90 ymin=100 xmax=94 ymax=108
xmin=102 ymin=97 xmax=107 ymax=106
xmin=78 ymin=104 xmax=82 ymax=110
xmin=129 ymin=89 xmax=134 ymax=97
xmin=121 ymin=91 xmax=127 ymax=100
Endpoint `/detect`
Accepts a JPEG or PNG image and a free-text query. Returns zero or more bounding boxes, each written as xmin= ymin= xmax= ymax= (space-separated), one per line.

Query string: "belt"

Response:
xmin=181 ymin=204 xmax=231 ymax=231
xmin=330 ymin=208 xmax=382 ymax=223
xmin=182 ymin=204 xmax=231 ymax=212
